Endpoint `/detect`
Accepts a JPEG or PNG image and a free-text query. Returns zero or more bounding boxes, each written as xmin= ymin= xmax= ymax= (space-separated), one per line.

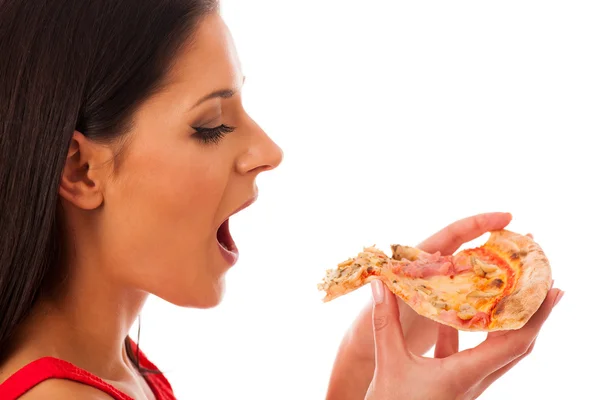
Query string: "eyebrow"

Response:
xmin=188 ymin=89 xmax=236 ymax=111
xmin=188 ymin=77 xmax=246 ymax=111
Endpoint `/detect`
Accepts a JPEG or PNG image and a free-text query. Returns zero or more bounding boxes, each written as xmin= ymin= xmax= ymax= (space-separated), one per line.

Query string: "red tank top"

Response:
xmin=0 ymin=340 xmax=176 ymax=399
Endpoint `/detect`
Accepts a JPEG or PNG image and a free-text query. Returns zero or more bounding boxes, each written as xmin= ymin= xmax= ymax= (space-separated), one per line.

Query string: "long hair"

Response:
xmin=0 ymin=0 xmax=217 ymax=369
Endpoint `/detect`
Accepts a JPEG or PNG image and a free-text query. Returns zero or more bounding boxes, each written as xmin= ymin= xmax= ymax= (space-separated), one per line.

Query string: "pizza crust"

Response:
xmin=487 ymin=230 xmax=553 ymax=330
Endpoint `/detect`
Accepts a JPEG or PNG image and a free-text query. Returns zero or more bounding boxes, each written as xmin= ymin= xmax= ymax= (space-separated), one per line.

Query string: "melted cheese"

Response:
xmin=393 ymin=263 xmax=508 ymax=318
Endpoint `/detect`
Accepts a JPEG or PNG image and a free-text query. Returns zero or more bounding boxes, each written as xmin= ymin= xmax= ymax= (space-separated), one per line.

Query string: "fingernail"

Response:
xmin=371 ymin=280 xmax=384 ymax=304
xmin=553 ymin=291 xmax=564 ymax=307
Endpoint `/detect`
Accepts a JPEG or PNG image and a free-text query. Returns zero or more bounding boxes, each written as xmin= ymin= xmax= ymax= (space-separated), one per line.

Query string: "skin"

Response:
xmin=326 ymin=214 xmax=564 ymax=400
xmin=0 ymin=13 xmax=282 ymax=399
xmin=365 ymin=282 xmax=562 ymax=400
xmin=0 ymin=11 xmax=562 ymax=400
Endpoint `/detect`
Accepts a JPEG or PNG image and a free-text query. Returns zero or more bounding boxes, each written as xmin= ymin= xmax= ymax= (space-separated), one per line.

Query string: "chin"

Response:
xmin=198 ymin=283 xmax=225 ymax=309
xmin=169 ymin=276 xmax=226 ymax=309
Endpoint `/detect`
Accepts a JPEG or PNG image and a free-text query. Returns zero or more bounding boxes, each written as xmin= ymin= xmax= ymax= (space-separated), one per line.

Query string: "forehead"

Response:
xmin=164 ymin=13 xmax=243 ymax=101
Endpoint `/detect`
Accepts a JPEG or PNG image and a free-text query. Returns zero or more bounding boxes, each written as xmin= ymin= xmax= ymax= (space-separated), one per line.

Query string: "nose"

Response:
xmin=235 ymin=119 xmax=283 ymax=175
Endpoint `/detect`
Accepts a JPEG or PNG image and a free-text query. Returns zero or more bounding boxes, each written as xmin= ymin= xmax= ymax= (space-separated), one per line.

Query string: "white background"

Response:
xmin=133 ymin=1 xmax=600 ymax=399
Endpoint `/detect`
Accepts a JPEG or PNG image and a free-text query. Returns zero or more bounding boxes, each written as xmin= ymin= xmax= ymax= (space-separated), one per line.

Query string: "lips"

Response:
xmin=216 ymin=196 xmax=257 ymax=266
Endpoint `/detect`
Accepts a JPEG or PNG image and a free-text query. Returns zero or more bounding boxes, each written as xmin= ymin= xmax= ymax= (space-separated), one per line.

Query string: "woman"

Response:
xmin=0 ymin=1 xmax=562 ymax=399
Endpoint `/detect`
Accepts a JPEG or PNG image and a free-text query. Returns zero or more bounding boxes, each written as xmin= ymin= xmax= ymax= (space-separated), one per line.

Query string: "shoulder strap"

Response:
xmin=127 ymin=339 xmax=176 ymax=400
xmin=0 ymin=357 xmax=133 ymax=400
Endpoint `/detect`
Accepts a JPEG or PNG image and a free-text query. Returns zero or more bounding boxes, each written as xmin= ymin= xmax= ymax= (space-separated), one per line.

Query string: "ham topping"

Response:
xmin=391 ymin=252 xmax=467 ymax=278
xmin=439 ymin=309 xmax=490 ymax=328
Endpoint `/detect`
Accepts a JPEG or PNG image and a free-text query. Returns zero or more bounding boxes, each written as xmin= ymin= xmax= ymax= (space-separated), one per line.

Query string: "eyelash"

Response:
xmin=192 ymin=124 xmax=236 ymax=144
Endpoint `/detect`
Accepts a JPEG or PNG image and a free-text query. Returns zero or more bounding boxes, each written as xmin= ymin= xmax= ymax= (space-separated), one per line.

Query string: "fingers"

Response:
xmin=447 ymin=288 xmax=562 ymax=385
xmin=434 ymin=324 xmax=459 ymax=358
xmin=371 ymin=280 xmax=410 ymax=368
xmin=417 ymin=212 xmax=512 ymax=255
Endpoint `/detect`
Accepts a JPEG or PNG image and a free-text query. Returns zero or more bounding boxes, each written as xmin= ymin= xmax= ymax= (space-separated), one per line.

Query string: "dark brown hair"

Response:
xmin=0 ymin=0 xmax=217 ymax=369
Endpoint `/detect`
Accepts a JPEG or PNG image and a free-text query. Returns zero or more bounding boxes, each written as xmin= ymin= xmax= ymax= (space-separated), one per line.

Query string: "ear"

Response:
xmin=58 ymin=131 xmax=111 ymax=210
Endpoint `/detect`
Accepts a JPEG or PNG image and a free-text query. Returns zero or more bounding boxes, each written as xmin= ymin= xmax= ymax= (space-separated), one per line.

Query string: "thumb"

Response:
xmin=371 ymin=280 xmax=409 ymax=368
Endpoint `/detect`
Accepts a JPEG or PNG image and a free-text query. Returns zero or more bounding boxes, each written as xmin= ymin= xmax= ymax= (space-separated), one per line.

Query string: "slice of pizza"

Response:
xmin=317 ymin=230 xmax=552 ymax=331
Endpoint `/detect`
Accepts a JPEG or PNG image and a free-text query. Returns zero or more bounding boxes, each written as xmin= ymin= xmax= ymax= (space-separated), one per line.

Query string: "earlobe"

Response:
xmin=58 ymin=131 xmax=105 ymax=210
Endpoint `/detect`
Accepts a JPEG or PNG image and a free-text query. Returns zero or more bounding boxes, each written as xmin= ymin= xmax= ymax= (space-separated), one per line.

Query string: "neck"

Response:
xmin=15 ymin=255 xmax=148 ymax=380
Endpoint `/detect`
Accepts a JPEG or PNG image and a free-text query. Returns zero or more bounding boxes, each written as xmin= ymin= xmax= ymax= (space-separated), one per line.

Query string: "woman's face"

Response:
xmin=92 ymin=14 xmax=282 ymax=308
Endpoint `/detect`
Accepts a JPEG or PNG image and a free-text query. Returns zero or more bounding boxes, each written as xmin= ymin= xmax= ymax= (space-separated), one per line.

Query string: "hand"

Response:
xmin=365 ymin=280 xmax=563 ymax=400
xmin=338 ymin=212 xmax=515 ymax=356
xmin=327 ymin=212 xmax=530 ymax=400
xmin=401 ymin=212 xmax=517 ymax=354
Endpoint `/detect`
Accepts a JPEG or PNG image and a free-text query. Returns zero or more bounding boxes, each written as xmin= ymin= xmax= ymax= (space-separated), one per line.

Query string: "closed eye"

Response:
xmin=192 ymin=124 xmax=236 ymax=144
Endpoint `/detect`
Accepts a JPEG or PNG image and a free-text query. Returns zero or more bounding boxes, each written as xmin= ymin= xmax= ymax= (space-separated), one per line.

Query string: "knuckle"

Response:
xmin=440 ymin=226 xmax=460 ymax=249
xmin=498 ymin=332 xmax=531 ymax=359
xmin=449 ymin=222 xmax=468 ymax=242
xmin=373 ymin=315 xmax=390 ymax=331
xmin=510 ymin=339 xmax=531 ymax=358
xmin=498 ymin=334 xmax=530 ymax=359
xmin=444 ymin=224 xmax=457 ymax=238
xmin=524 ymin=342 xmax=536 ymax=356
xmin=473 ymin=214 xmax=487 ymax=230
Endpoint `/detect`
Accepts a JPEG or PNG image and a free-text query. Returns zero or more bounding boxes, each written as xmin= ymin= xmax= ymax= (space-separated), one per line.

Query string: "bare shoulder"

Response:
xmin=0 ymin=347 xmax=116 ymax=400
xmin=18 ymin=379 xmax=114 ymax=400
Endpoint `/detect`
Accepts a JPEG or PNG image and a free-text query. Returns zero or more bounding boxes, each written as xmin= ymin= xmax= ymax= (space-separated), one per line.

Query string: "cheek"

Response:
xmin=102 ymin=138 xmax=230 ymax=305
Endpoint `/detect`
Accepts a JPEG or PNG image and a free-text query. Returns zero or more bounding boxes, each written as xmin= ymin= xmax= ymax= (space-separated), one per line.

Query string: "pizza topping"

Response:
xmin=478 ymin=260 xmax=498 ymax=274
xmin=338 ymin=259 xmax=354 ymax=268
xmin=390 ymin=248 xmax=498 ymax=279
xmin=325 ymin=261 xmax=363 ymax=286
xmin=417 ymin=285 xmax=432 ymax=295
xmin=453 ymin=261 xmax=473 ymax=274
xmin=471 ymin=256 xmax=485 ymax=277
xmin=468 ymin=312 xmax=491 ymax=328
xmin=322 ymin=243 xmax=512 ymax=330
xmin=363 ymin=246 xmax=388 ymax=259
xmin=439 ymin=309 xmax=491 ymax=328
xmin=489 ymin=278 xmax=504 ymax=289
xmin=432 ymin=300 xmax=449 ymax=310
xmin=467 ymin=290 xmax=500 ymax=298
xmin=472 ymin=263 xmax=485 ymax=277
xmin=497 ymin=237 xmax=520 ymax=252
xmin=392 ymin=252 xmax=461 ymax=278
xmin=391 ymin=244 xmax=422 ymax=261
xmin=470 ymin=256 xmax=498 ymax=277
xmin=457 ymin=303 xmax=477 ymax=320
xmin=319 ymin=229 xmax=546 ymax=332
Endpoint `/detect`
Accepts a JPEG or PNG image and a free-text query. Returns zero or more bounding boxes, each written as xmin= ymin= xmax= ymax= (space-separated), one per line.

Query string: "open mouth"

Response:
xmin=217 ymin=218 xmax=237 ymax=253
xmin=215 ymin=195 xmax=257 ymax=266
